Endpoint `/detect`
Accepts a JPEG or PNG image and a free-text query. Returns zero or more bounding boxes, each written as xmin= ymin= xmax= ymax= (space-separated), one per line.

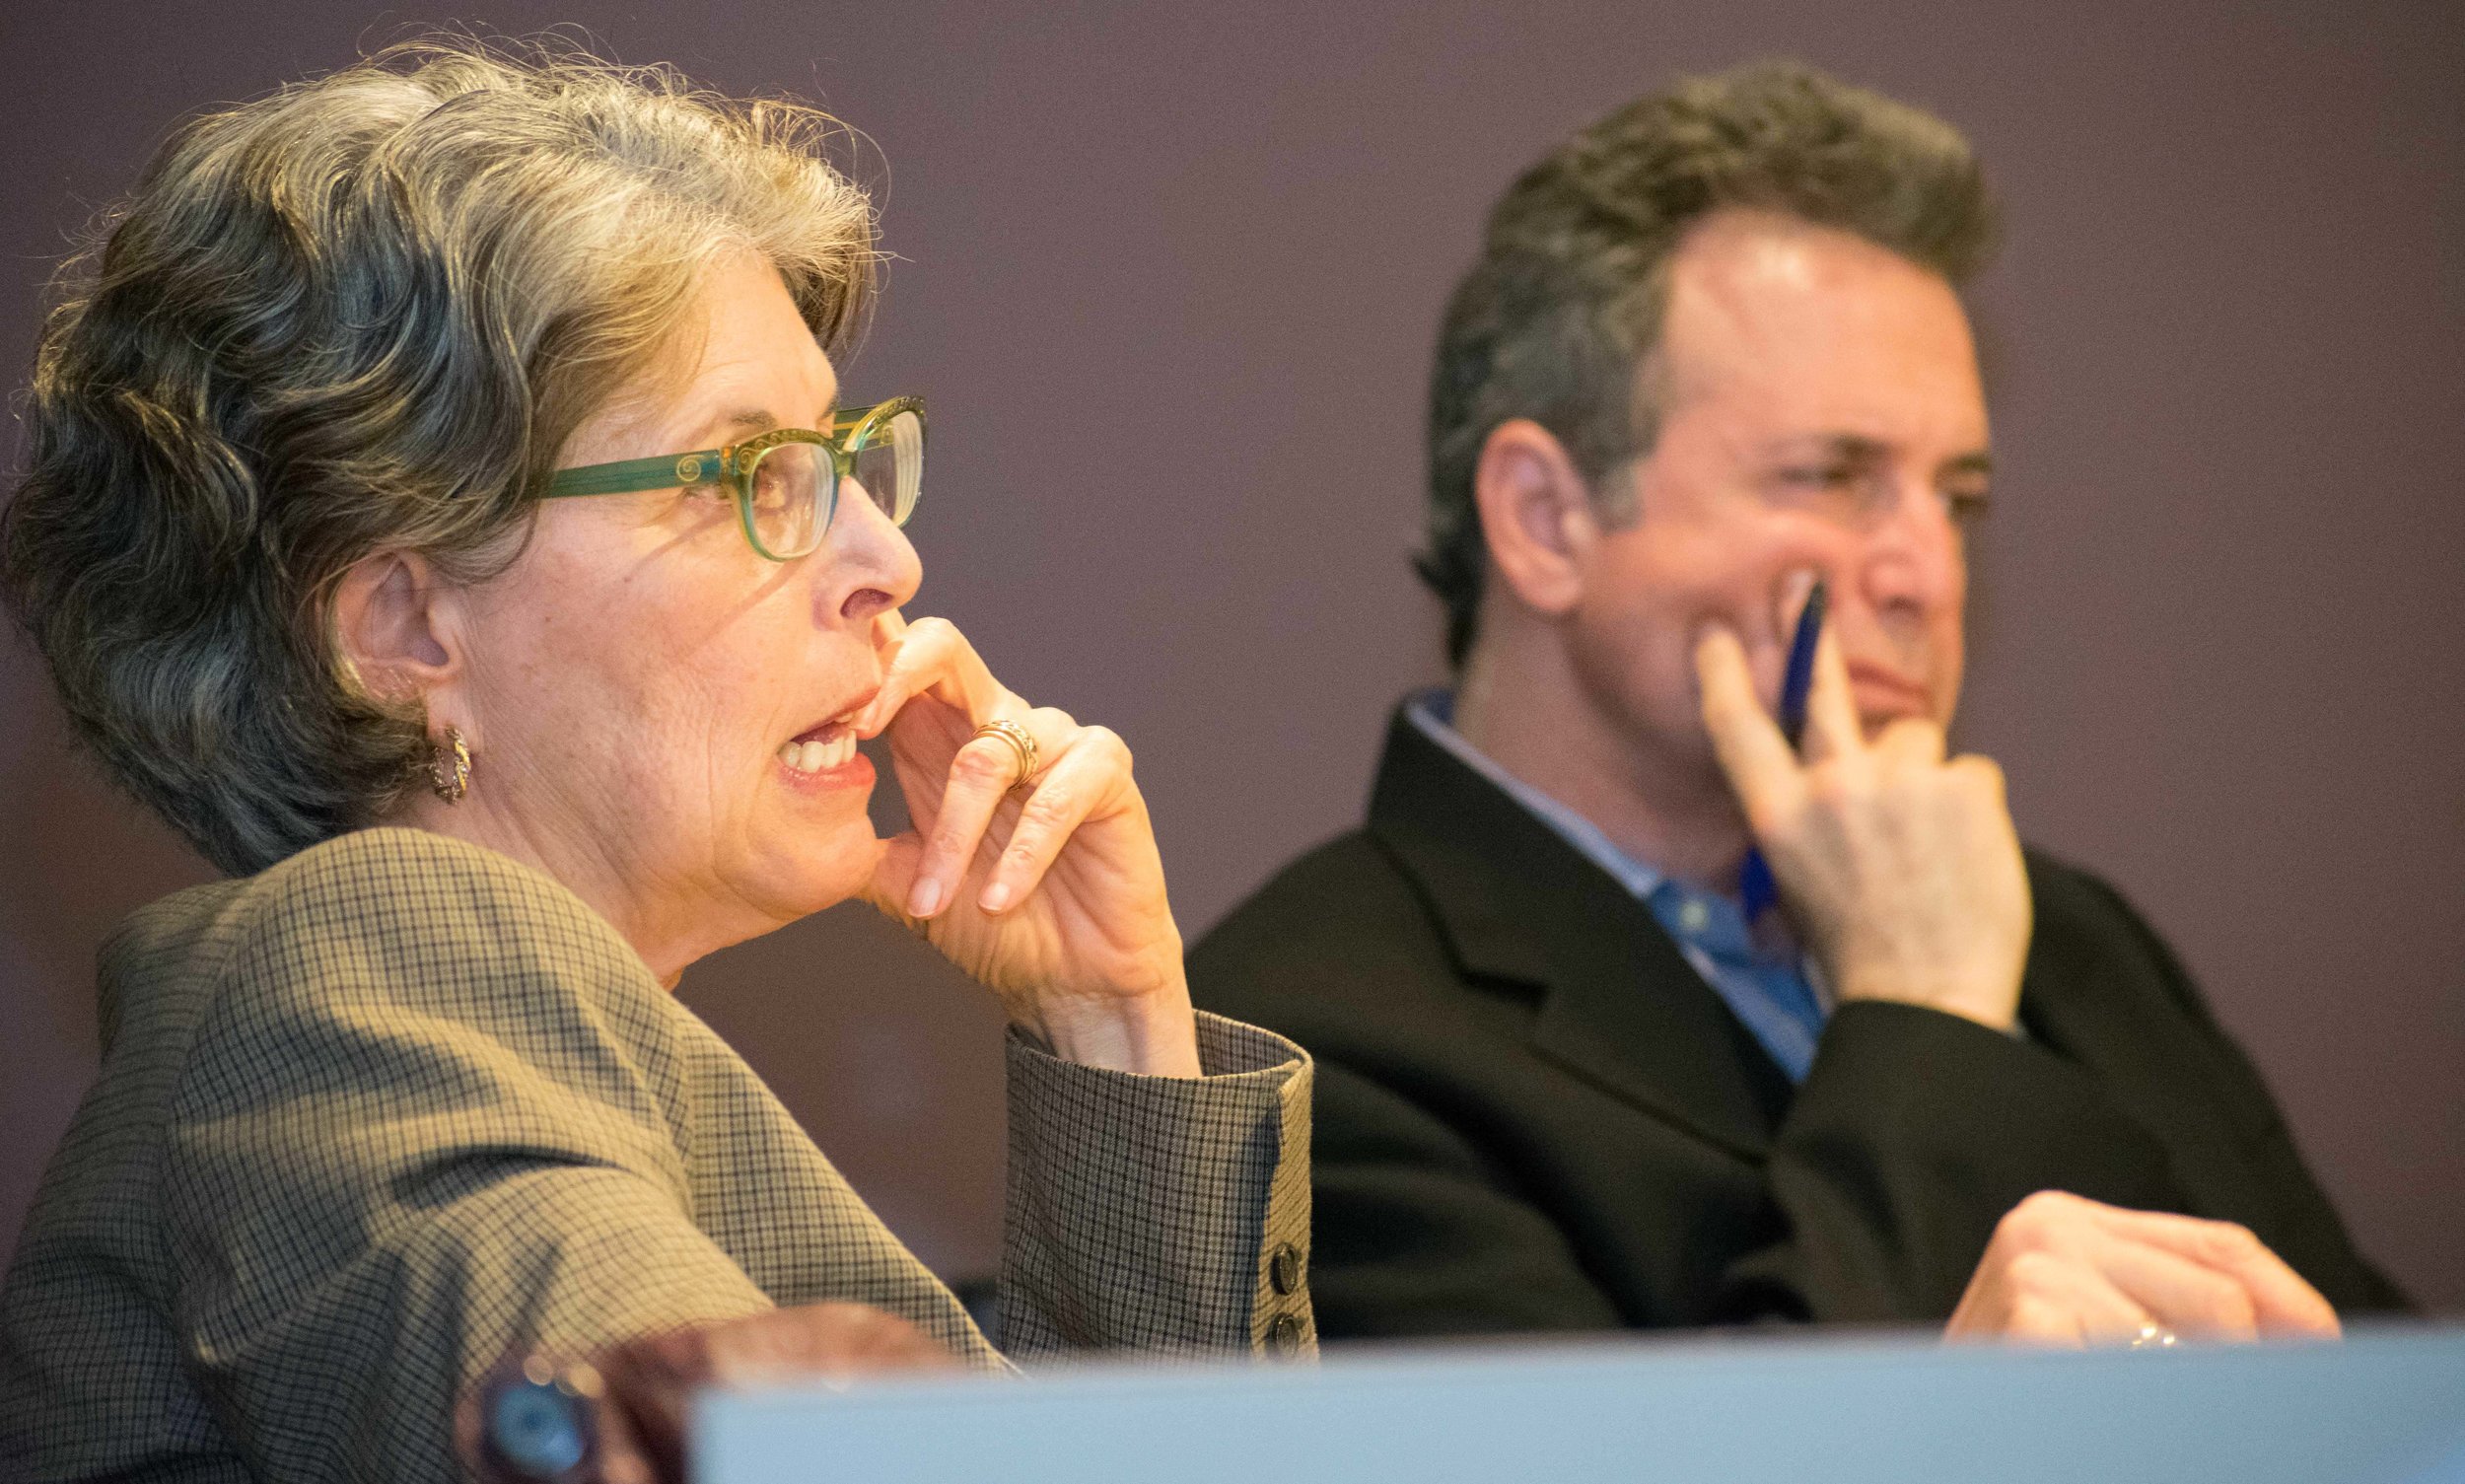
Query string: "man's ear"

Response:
xmin=1472 ymin=418 xmax=1601 ymax=620
xmin=331 ymin=550 xmax=465 ymax=723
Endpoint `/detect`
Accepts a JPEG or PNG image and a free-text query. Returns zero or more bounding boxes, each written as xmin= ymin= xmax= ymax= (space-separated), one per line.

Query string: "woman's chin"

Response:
xmin=768 ymin=750 xmax=881 ymax=866
xmin=742 ymin=811 xmax=884 ymax=922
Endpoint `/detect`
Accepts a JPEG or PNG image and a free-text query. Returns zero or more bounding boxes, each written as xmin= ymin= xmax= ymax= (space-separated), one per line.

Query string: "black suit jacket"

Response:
xmin=1189 ymin=707 xmax=2405 ymax=1335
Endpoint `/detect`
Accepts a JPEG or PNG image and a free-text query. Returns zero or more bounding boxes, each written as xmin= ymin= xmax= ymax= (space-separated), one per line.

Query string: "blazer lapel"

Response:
xmin=1365 ymin=707 xmax=1781 ymax=1161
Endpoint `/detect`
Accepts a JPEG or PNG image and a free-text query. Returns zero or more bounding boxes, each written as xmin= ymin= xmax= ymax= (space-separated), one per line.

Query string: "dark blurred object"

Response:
xmin=478 ymin=1359 xmax=603 ymax=1479
xmin=461 ymin=1303 xmax=962 ymax=1484
xmin=951 ymin=1274 xmax=1003 ymax=1349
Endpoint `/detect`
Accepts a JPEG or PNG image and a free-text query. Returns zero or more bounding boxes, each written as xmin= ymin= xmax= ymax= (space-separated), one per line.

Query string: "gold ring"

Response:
xmin=2128 ymin=1322 xmax=2180 ymax=1350
xmin=971 ymin=719 xmax=1038 ymax=790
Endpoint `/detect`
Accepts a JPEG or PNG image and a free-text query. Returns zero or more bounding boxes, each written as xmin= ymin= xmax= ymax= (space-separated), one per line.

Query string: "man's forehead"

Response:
xmin=1652 ymin=209 xmax=1987 ymax=445
xmin=1694 ymin=212 xmax=1837 ymax=291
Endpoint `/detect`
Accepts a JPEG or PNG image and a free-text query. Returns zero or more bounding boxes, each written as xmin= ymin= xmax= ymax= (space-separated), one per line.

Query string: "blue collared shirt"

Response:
xmin=1406 ymin=689 xmax=1830 ymax=1081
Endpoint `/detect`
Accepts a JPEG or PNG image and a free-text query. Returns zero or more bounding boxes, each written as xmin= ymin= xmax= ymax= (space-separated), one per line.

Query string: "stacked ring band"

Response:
xmin=971 ymin=719 xmax=1038 ymax=790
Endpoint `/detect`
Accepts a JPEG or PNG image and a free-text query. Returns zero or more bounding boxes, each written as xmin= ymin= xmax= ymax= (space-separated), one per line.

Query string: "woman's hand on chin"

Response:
xmin=852 ymin=613 xmax=1201 ymax=1078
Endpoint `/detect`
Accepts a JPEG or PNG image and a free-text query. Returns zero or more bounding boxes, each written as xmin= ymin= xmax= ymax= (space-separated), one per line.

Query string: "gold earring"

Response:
xmin=429 ymin=727 xmax=471 ymax=804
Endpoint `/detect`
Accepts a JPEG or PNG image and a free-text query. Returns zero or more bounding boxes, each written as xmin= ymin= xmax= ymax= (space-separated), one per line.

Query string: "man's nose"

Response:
xmin=1856 ymin=476 xmax=1966 ymax=619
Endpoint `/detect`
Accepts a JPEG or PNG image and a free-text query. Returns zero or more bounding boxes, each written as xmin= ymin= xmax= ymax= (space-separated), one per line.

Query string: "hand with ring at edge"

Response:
xmin=848 ymin=611 xmax=1202 ymax=1077
xmin=458 ymin=1303 xmax=961 ymax=1484
xmin=1943 ymin=1190 xmax=2343 ymax=1347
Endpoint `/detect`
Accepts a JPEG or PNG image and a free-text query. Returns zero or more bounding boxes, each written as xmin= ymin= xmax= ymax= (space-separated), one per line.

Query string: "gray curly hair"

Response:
xmin=0 ymin=37 xmax=878 ymax=875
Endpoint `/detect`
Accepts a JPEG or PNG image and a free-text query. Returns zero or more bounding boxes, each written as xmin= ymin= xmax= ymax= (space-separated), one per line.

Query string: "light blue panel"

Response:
xmin=696 ymin=1326 xmax=2465 ymax=1484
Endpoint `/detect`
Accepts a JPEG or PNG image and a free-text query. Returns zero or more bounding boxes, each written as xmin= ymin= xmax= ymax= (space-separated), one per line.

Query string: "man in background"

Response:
xmin=1191 ymin=62 xmax=2402 ymax=1339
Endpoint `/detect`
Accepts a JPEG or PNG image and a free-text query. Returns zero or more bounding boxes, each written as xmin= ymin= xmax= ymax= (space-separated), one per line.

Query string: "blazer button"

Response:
xmin=1269 ymin=1311 xmax=1306 ymax=1356
xmin=1269 ymin=1243 xmax=1303 ymax=1296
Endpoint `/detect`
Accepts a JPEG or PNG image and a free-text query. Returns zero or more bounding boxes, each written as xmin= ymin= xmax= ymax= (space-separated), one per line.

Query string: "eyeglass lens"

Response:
xmin=744 ymin=406 xmax=927 ymax=557
xmin=848 ymin=409 xmax=925 ymax=527
xmin=745 ymin=440 xmax=827 ymax=558
xmin=744 ymin=410 xmax=925 ymax=559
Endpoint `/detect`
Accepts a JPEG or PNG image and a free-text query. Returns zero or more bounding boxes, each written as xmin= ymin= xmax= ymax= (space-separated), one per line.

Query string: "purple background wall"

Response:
xmin=4 ymin=0 xmax=2459 ymax=1309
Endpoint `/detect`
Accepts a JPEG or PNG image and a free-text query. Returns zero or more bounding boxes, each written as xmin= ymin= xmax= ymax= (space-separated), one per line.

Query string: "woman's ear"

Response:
xmin=331 ymin=551 xmax=462 ymax=714
xmin=1471 ymin=418 xmax=1603 ymax=620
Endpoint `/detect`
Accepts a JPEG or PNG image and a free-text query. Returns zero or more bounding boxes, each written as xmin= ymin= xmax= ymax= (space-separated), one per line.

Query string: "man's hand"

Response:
xmin=1947 ymin=1190 xmax=2343 ymax=1345
xmin=460 ymin=1304 xmax=960 ymax=1484
xmin=1694 ymin=620 xmax=2030 ymax=1029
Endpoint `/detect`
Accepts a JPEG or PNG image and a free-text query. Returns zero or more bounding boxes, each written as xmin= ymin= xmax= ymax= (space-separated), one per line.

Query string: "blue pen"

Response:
xmin=1738 ymin=578 xmax=1827 ymax=921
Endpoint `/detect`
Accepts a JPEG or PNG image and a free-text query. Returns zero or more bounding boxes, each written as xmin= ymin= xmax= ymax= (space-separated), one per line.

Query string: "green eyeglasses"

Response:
xmin=542 ymin=396 xmax=927 ymax=561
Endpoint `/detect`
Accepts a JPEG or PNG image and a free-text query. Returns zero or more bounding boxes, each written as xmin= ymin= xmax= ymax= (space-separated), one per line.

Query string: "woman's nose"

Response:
xmin=818 ymin=490 xmax=923 ymax=625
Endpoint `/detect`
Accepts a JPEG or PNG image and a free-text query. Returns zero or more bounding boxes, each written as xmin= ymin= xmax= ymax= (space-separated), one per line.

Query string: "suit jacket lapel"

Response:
xmin=1365 ymin=707 xmax=1781 ymax=1160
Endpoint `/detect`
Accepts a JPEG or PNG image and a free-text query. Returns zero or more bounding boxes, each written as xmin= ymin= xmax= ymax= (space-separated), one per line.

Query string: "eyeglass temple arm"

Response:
xmin=541 ymin=451 xmax=728 ymax=499
xmin=542 ymin=399 xmax=919 ymax=498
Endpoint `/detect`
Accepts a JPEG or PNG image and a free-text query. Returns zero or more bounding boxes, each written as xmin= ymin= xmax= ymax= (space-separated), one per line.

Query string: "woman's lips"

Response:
xmin=775 ymin=683 xmax=882 ymax=787
xmin=777 ymin=727 xmax=859 ymax=774
xmin=776 ymin=719 xmax=873 ymax=790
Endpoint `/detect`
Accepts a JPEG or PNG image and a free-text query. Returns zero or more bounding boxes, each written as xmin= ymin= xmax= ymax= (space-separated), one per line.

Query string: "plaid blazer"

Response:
xmin=0 ymin=828 xmax=1314 ymax=1483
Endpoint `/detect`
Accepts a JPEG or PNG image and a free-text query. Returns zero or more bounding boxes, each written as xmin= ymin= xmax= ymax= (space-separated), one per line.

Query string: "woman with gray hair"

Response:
xmin=0 ymin=40 xmax=1313 ymax=1484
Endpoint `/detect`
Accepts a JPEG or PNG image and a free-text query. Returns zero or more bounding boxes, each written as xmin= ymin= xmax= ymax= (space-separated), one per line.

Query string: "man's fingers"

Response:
xmin=1798 ymin=619 xmax=1863 ymax=764
xmin=2078 ymin=1231 xmax=2263 ymax=1341
xmin=1694 ymin=625 xmax=1803 ymax=825
xmin=2040 ymin=1263 xmax=2156 ymax=1347
xmin=1995 ymin=1295 xmax=2087 ymax=1347
xmin=1958 ymin=1248 xmax=2153 ymax=1348
xmin=2229 ymin=1254 xmax=2341 ymax=1337
xmin=2078 ymin=1204 xmax=2342 ymax=1337
xmin=1873 ymin=717 xmax=1949 ymax=767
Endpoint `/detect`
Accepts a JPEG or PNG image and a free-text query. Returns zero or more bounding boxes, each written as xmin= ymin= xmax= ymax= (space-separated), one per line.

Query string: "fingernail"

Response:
xmin=978 ymin=882 xmax=1013 ymax=914
xmin=908 ymin=878 xmax=943 ymax=918
xmin=1775 ymin=569 xmax=1817 ymax=634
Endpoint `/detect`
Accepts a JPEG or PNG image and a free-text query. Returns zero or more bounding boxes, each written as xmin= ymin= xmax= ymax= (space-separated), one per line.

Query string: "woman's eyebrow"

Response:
xmin=692 ymin=400 xmax=839 ymax=446
xmin=681 ymin=407 xmax=779 ymax=448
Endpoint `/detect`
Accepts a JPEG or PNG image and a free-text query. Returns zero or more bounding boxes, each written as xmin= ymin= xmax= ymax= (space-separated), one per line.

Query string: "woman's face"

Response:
xmin=443 ymin=247 xmax=920 ymax=965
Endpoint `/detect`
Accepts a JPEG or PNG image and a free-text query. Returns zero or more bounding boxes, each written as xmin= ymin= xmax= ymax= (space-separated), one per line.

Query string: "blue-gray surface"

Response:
xmin=696 ymin=1327 xmax=2465 ymax=1484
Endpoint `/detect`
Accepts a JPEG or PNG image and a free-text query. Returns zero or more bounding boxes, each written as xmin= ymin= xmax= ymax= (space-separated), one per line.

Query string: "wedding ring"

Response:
xmin=971 ymin=718 xmax=1038 ymax=790
xmin=2128 ymin=1322 xmax=2180 ymax=1350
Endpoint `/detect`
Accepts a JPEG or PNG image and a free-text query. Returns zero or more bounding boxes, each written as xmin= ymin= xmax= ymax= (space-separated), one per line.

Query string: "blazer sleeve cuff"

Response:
xmin=1768 ymin=1000 xmax=2183 ymax=1317
xmin=1796 ymin=1000 xmax=2181 ymax=1199
xmin=997 ymin=1011 xmax=1315 ymax=1361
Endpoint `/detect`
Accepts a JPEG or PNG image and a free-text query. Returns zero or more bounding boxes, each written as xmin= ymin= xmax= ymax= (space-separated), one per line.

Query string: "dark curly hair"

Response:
xmin=0 ymin=37 xmax=877 ymax=874
xmin=1420 ymin=60 xmax=2001 ymax=666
